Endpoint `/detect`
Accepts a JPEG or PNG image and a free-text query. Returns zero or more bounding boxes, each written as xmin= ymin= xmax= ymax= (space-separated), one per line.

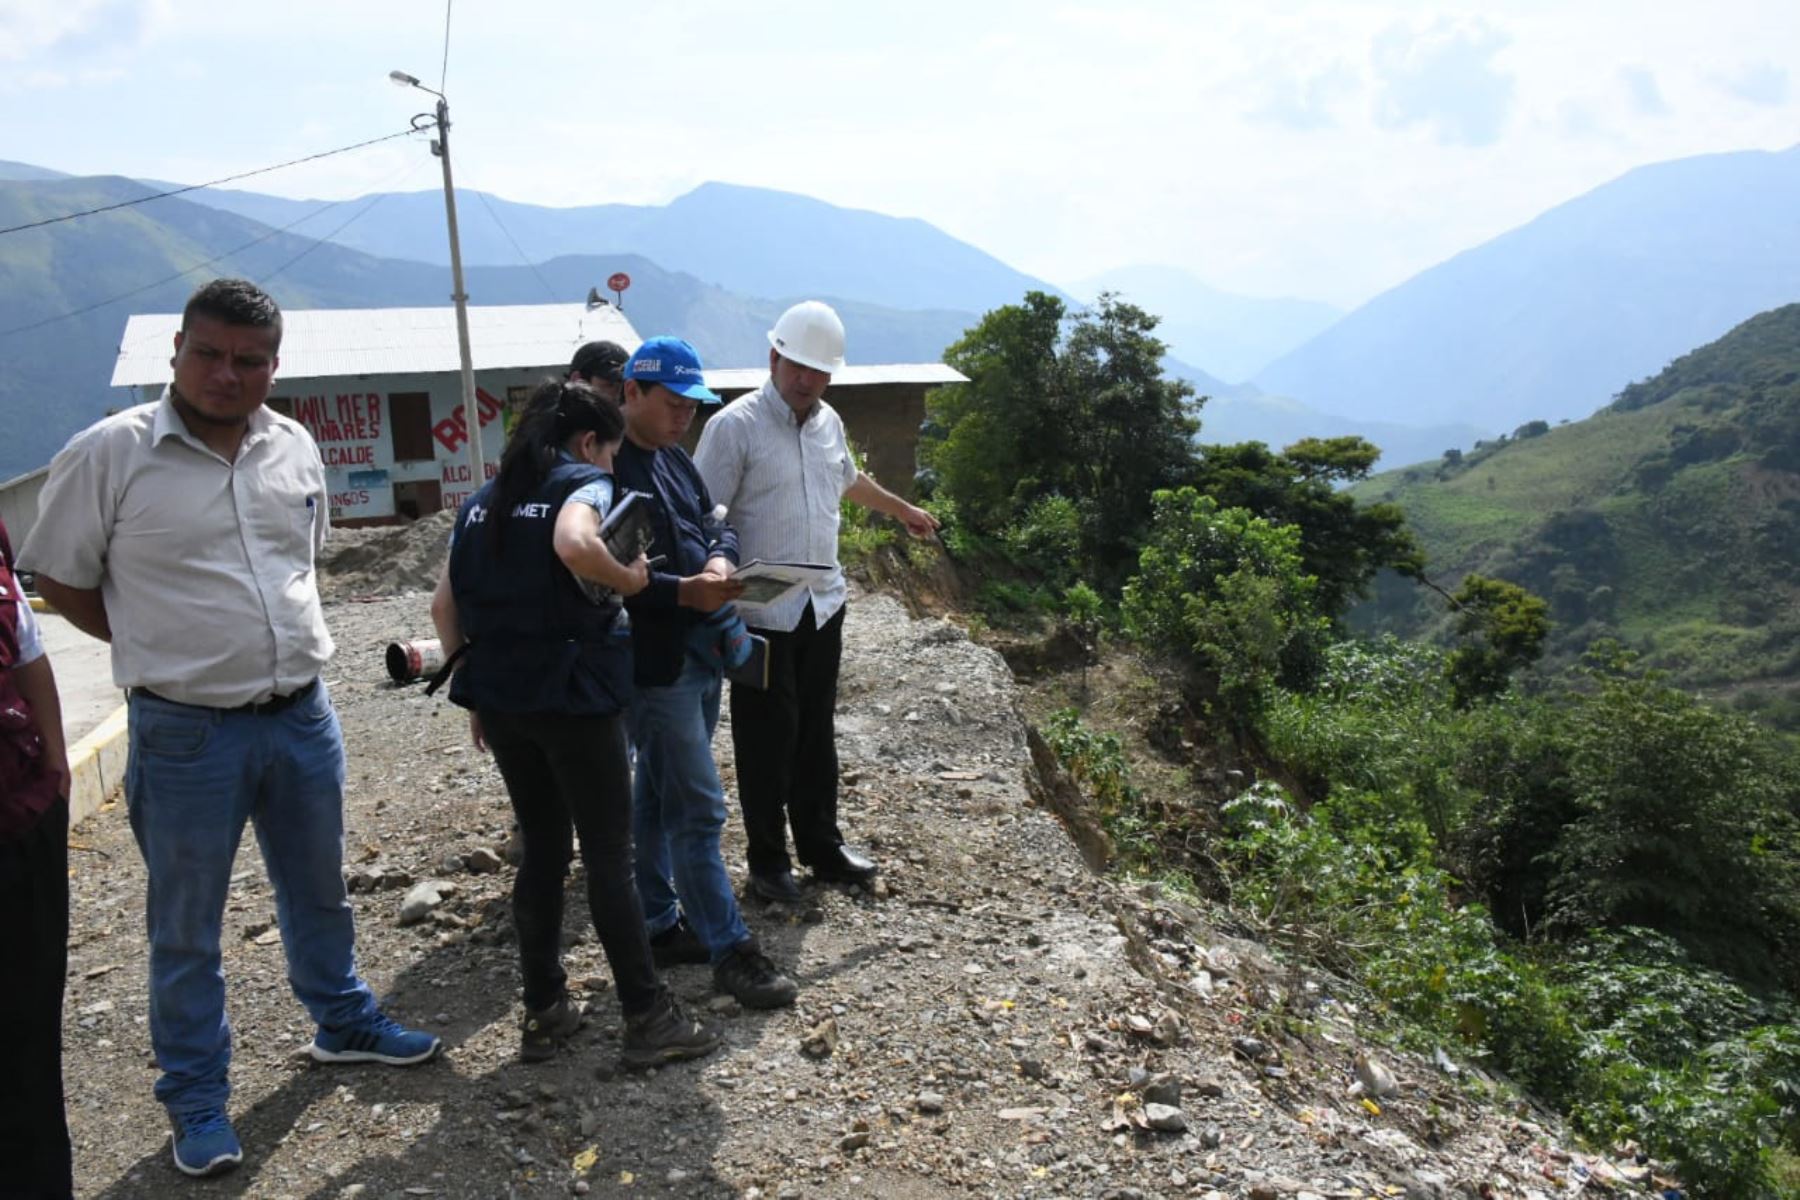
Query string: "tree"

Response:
xmin=922 ymin=291 xmax=1197 ymax=581
xmin=1121 ymin=488 xmax=1327 ymax=721
xmin=1548 ymin=653 xmax=1800 ymax=985
xmin=922 ymin=292 xmax=1064 ymax=532
xmin=1444 ymin=574 xmax=1550 ymax=707
xmin=1189 ymin=438 xmax=1422 ymax=621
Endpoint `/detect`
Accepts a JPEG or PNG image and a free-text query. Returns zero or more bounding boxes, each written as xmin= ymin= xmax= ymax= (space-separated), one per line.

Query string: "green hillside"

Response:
xmin=1353 ymin=303 xmax=1800 ymax=725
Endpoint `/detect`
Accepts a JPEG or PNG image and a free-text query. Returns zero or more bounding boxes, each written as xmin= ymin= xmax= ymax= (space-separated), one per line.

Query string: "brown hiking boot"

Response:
xmin=520 ymin=995 xmax=586 ymax=1062
xmin=620 ymin=991 xmax=721 ymax=1071
xmin=713 ymin=940 xmax=799 ymax=1009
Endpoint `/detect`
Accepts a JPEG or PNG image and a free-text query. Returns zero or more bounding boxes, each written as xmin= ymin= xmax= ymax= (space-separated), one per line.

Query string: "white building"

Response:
xmin=111 ymin=301 xmax=639 ymax=523
xmin=110 ymin=301 xmax=966 ymax=525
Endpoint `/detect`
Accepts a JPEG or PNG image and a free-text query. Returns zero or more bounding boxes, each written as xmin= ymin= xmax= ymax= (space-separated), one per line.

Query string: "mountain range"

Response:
xmin=133 ymin=178 xmax=1060 ymax=319
xmin=1071 ymin=264 xmax=1342 ymax=383
xmin=1351 ymin=302 xmax=1800 ymax=727
xmin=0 ymin=174 xmax=972 ymax=478
xmin=7 ymin=144 xmax=1800 ymax=482
xmin=1256 ymin=145 xmax=1800 ymax=435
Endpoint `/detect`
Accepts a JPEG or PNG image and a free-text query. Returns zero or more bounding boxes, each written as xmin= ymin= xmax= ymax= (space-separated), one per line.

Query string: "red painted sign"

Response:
xmin=431 ymin=387 xmax=505 ymax=454
xmin=291 ymin=393 xmax=384 ymax=446
xmin=607 ymin=272 xmax=631 ymax=293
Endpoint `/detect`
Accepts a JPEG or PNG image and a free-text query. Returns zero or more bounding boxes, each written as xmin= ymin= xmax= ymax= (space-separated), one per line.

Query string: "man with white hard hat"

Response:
xmin=694 ymin=300 xmax=939 ymax=904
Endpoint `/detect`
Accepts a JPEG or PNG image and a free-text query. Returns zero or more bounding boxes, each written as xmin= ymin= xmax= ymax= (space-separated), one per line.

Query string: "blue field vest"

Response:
xmin=447 ymin=461 xmax=632 ymax=716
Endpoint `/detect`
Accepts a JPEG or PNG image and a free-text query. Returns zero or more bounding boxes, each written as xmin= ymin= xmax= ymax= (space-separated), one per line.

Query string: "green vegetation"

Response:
xmin=921 ymin=290 xmax=1197 ymax=586
xmin=837 ymin=438 xmax=897 ymax=569
xmin=928 ymin=294 xmax=1800 ymax=1196
xmin=1353 ymin=304 xmax=1800 ymax=722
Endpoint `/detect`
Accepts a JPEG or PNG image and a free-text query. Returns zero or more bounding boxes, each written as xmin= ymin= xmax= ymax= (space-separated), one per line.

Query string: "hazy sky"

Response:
xmin=4 ymin=0 xmax=1796 ymax=308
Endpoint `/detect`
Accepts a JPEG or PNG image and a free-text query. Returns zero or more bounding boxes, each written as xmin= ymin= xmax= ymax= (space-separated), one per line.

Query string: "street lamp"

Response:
xmin=391 ymin=69 xmax=485 ymax=497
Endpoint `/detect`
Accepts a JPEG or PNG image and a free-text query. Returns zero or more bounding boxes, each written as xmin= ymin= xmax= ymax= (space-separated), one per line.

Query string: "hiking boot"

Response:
xmin=649 ymin=915 xmax=710 ymax=967
xmin=621 ymin=991 xmax=722 ymax=1071
xmin=713 ymin=940 xmax=799 ymax=1009
xmin=169 ymin=1107 xmax=242 ymax=1178
xmin=520 ymin=995 xmax=588 ymax=1063
xmin=309 ymin=1012 xmax=443 ymax=1065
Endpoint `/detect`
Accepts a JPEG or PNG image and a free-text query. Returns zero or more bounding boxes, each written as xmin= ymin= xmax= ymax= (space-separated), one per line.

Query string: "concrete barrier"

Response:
xmin=67 ymin=702 xmax=128 ymax=826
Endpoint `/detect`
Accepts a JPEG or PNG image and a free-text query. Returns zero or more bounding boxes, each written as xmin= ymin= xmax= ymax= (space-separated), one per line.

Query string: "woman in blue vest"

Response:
xmin=430 ymin=381 xmax=719 ymax=1068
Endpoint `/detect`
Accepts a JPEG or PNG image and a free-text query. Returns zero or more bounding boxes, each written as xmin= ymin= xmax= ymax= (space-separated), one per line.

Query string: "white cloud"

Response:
xmin=1372 ymin=17 xmax=1517 ymax=147
xmin=1251 ymin=64 xmax=1360 ymax=131
xmin=9 ymin=0 xmax=1800 ymax=312
xmin=1619 ymin=66 xmax=1669 ymax=117
xmin=1717 ymin=61 xmax=1790 ymax=106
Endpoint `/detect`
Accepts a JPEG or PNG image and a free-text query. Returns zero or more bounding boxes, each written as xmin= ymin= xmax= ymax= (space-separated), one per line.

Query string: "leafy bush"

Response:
xmin=838 ymin=438 xmax=896 ymax=567
xmin=1219 ymin=782 xmax=1800 ymax=1196
xmin=1002 ymin=493 xmax=1083 ymax=585
xmin=1261 ymin=637 xmax=1475 ymax=841
xmin=1551 ymin=932 xmax=1800 ymax=1196
xmin=1121 ymin=488 xmax=1329 ymax=721
xmin=1547 ymin=652 xmax=1800 ymax=986
xmin=1041 ymin=708 xmax=1159 ymax=862
xmin=975 ymin=579 xmax=1057 ymax=622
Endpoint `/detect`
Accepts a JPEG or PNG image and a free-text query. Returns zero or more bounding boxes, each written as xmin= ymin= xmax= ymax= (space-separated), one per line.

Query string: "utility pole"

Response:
xmin=392 ymin=71 xmax=484 ymax=493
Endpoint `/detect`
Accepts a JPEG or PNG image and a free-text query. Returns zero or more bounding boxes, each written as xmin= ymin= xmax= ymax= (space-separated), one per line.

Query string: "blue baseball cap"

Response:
xmin=623 ymin=336 xmax=720 ymax=404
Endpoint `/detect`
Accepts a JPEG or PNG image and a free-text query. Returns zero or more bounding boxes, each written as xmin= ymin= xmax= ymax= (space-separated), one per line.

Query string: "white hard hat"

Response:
xmin=767 ymin=301 xmax=846 ymax=375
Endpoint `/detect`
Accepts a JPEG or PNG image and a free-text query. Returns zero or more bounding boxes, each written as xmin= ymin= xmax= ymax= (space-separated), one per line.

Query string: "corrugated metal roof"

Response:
xmin=110 ymin=302 xmax=639 ymax=387
xmin=704 ymin=363 xmax=967 ymax=391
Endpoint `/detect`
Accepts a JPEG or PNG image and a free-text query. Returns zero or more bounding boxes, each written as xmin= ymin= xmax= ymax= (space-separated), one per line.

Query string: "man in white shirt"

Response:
xmin=24 ymin=278 xmax=440 ymax=1181
xmin=694 ymin=301 xmax=938 ymax=904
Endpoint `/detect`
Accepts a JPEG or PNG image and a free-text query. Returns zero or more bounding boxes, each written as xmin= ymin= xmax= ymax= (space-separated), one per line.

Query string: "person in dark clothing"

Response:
xmin=613 ymin=337 xmax=799 ymax=1009
xmin=0 ymin=517 xmax=73 ymax=1199
xmin=431 ymin=380 xmax=720 ymax=1068
xmin=568 ymin=340 xmax=629 ymax=404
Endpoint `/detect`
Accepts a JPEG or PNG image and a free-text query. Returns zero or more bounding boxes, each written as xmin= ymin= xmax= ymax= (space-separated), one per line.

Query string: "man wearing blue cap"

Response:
xmin=614 ymin=336 xmax=800 ymax=1009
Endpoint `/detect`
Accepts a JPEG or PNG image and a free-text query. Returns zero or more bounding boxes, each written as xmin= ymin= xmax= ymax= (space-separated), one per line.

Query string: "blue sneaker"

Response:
xmin=169 ymin=1107 xmax=242 ymax=1178
xmin=309 ymin=1012 xmax=442 ymax=1065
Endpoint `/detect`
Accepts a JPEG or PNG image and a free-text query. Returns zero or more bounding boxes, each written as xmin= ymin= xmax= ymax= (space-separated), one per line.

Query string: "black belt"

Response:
xmin=134 ymin=678 xmax=319 ymax=716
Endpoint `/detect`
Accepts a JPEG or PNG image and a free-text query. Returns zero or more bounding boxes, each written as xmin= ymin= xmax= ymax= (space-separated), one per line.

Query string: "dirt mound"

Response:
xmin=318 ymin=509 xmax=455 ymax=601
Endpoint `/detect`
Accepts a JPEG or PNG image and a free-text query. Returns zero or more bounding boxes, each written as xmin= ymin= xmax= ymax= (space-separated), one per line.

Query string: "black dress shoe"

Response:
xmin=749 ymin=869 xmax=803 ymax=905
xmin=808 ymin=845 xmax=878 ymax=884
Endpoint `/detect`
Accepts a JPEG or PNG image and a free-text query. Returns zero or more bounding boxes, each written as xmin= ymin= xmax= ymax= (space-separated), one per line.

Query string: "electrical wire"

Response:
xmin=471 ymin=186 xmax=560 ymax=302
xmin=257 ymin=187 xmax=403 ymax=286
xmin=440 ymin=0 xmax=454 ymax=92
xmin=0 ymin=128 xmax=419 ymax=238
xmin=0 ymin=155 xmax=429 ymax=341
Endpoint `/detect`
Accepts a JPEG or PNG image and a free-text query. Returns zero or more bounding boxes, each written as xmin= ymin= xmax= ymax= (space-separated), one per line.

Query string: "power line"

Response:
xmin=471 ymin=186 xmax=559 ymax=303
xmin=440 ymin=0 xmax=455 ymax=91
xmin=258 ymin=184 xmax=408 ymax=286
xmin=0 ymin=127 xmax=419 ymax=238
xmin=0 ymin=157 xmax=426 ymax=341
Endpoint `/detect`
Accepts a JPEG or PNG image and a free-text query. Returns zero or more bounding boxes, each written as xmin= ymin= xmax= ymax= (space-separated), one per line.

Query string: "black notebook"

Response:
xmin=599 ymin=490 xmax=657 ymax=563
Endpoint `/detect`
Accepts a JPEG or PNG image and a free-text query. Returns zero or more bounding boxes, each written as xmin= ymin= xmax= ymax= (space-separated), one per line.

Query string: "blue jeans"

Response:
xmin=629 ymin=659 xmax=750 ymax=963
xmin=125 ymin=683 xmax=376 ymax=1115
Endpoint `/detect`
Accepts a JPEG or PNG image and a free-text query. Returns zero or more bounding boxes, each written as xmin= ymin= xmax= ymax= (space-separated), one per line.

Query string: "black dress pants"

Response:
xmin=730 ymin=601 xmax=847 ymax=876
xmin=479 ymin=711 xmax=660 ymax=1015
xmin=0 ymin=796 xmax=73 ymax=1199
